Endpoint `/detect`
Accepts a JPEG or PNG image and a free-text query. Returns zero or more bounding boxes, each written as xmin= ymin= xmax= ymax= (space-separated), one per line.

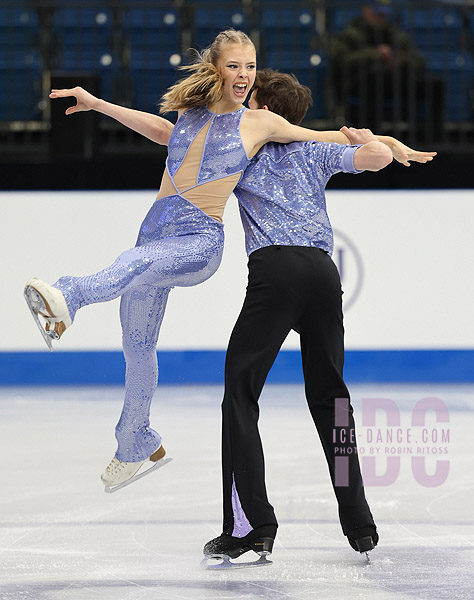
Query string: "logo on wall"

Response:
xmin=332 ymin=228 xmax=364 ymax=311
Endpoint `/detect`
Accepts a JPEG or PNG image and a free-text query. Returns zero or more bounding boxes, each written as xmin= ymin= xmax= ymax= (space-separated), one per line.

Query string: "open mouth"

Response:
xmin=233 ymin=83 xmax=248 ymax=97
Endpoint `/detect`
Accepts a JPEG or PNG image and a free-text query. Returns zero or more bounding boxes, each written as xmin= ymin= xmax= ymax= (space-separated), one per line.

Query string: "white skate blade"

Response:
xmin=104 ymin=457 xmax=172 ymax=493
xmin=23 ymin=286 xmax=55 ymax=351
xmin=201 ymin=554 xmax=272 ymax=570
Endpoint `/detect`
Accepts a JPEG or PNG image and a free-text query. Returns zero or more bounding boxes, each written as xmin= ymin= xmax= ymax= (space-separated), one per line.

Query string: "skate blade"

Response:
xmin=24 ymin=286 xmax=55 ymax=351
xmin=201 ymin=554 xmax=272 ymax=570
xmin=104 ymin=457 xmax=172 ymax=493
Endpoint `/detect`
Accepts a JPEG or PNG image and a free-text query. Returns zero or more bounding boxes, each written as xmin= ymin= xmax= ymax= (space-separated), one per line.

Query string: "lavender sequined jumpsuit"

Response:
xmin=53 ymin=105 xmax=250 ymax=462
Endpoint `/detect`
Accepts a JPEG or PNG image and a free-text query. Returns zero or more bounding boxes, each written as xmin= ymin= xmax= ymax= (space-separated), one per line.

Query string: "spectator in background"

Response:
xmin=330 ymin=0 xmax=444 ymax=139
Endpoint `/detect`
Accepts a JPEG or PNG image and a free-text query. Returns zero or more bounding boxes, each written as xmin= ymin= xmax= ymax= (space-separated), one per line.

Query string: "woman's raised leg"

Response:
xmin=25 ymin=231 xmax=222 ymax=347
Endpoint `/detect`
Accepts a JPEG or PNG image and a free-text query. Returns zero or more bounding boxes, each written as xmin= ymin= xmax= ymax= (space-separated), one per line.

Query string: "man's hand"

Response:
xmin=340 ymin=126 xmax=378 ymax=145
xmin=49 ymin=87 xmax=99 ymax=115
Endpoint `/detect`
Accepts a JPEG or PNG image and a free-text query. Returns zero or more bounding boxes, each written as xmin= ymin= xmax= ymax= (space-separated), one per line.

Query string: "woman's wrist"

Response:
xmin=93 ymin=97 xmax=107 ymax=113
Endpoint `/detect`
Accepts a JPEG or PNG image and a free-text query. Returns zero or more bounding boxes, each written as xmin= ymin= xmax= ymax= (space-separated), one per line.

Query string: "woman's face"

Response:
xmin=216 ymin=43 xmax=257 ymax=106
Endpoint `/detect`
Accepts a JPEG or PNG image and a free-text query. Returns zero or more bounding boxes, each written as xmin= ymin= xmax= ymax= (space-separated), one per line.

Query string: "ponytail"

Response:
xmin=159 ymin=50 xmax=224 ymax=113
xmin=159 ymin=29 xmax=255 ymax=113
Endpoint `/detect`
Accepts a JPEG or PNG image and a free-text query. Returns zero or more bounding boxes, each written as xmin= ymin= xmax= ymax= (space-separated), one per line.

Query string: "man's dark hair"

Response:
xmin=252 ymin=69 xmax=313 ymax=125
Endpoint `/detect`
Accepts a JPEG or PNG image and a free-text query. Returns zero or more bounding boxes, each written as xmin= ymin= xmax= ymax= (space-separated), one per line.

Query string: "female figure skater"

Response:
xmin=24 ymin=30 xmax=355 ymax=492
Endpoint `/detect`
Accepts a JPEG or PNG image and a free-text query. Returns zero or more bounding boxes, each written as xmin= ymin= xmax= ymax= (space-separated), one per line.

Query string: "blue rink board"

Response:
xmin=0 ymin=349 xmax=473 ymax=385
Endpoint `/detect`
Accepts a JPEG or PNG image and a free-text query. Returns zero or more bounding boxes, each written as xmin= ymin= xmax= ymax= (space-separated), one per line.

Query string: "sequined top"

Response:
xmin=157 ymin=105 xmax=250 ymax=223
xmin=235 ymin=142 xmax=362 ymax=256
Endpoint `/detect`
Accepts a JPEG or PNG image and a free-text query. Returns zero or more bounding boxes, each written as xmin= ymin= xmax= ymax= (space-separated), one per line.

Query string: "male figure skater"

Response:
xmin=203 ymin=69 xmax=436 ymax=567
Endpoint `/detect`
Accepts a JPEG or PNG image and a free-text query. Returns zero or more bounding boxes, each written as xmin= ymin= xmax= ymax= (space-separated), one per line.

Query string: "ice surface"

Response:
xmin=0 ymin=384 xmax=473 ymax=600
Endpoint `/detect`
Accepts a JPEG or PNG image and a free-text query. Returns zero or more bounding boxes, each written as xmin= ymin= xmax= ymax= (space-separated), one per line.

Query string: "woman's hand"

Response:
xmin=49 ymin=87 xmax=99 ymax=115
xmin=50 ymin=87 xmax=173 ymax=145
xmin=383 ymin=137 xmax=437 ymax=167
xmin=342 ymin=127 xmax=437 ymax=167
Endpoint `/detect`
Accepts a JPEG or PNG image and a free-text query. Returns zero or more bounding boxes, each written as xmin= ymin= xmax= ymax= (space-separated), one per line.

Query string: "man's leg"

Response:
xmin=204 ymin=247 xmax=298 ymax=561
xmin=298 ymin=249 xmax=375 ymax=536
xmin=221 ymin=247 xmax=297 ymax=537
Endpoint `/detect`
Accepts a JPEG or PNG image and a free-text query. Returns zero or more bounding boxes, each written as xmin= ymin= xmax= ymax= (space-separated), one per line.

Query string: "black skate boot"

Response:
xmin=346 ymin=526 xmax=379 ymax=561
xmin=202 ymin=525 xmax=277 ymax=569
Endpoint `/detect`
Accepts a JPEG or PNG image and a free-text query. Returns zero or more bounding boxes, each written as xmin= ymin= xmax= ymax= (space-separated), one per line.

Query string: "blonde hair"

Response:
xmin=160 ymin=29 xmax=255 ymax=114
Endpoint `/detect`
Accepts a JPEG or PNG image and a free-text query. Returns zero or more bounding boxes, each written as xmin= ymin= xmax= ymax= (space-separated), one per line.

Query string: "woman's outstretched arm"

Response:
xmin=242 ymin=109 xmax=351 ymax=156
xmin=242 ymin=109 xmax=437 ymax=166
xmin=341 ymin=126 xmax=437 ymax=167
xmin=49 ymin=87 xmax=174 ymax=146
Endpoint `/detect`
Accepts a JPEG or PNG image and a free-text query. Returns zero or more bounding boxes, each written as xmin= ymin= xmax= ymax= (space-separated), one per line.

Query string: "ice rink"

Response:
xmin=1 ymin=383 xmax=473 ymax=600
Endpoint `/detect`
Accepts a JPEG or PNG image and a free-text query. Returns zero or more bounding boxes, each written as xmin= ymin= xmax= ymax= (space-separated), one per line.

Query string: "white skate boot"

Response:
xmin=24 ymin=278 xmax=72 ymax=351
xmin=101 ymin=444 xmax=172 ymax=493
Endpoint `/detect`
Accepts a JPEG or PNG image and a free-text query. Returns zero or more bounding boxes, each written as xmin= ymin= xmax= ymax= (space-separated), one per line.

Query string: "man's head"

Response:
xmin=362 ymin=0 xmax=392 ymax=27
xmin=248 ymin=68 xmax=313 ymax=125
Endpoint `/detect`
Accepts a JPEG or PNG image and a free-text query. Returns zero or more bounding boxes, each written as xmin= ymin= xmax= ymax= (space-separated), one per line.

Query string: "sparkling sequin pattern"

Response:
xmin=50 ymin=104 xmax=252 ymax=462
xmin=54 ymin=199 xmax=224 ymax=462
xmin=115 ymin=285 xmax=170 ymax=461
xmin=54 ymin=197 xmax=224 ymax=322
xmin=197 ymin=108 xmax=249 ymax=184
xmin=167 ymin=106 xmax=212 ymax=178
xmin=231 ymin=475 xmax=253 ymax=538
xmin=235 ymin=142 xmax=361 ymax=257
xmin=167 ymin=106 xmax=249 ymax=184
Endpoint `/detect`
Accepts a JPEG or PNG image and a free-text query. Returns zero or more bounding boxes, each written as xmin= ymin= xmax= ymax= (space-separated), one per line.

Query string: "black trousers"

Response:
xmin=222 ymin=245 xmax=375 ymax=536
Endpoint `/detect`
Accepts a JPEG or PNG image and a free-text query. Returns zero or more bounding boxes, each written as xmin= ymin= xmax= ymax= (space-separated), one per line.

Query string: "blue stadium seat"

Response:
xmin=193 ymin=7 xmax=249 ymax=49
xmin=260 ymin=8 xmax=315 ymax=40
xmin=425 ymin=51 xmax=473 ymax=121
xmin=55 ymin=49 xmax=119 ymax=100
xmin=52 ymin=7 xmax=116 ymax=96
xmin=123 ymin=8 xmax=181 ymax=113
xmin=129 ymin=49 xmax=182 ymax=113
xmin=0 ymin=49 xmax=41 ymax=121
xmin=259 ymin=0 xmax=299 ymax=4
xmin=261 ymin=7 xmax=315 ymax=48
xmin=53 ymin=7 xmax=113 ymax=54
xmin=123 ymin=8 xmax=180 ymax=51
xmin=328 ymin=7 xmax=360 ymax=32
xmin=0 ymin=7 xmax=38 ymax=49
xmin=53 ymin=7 xmax=113 ymax=30
xmin=401 ymin=7 xmax=462 ymax=51
xmin=56 ymin=48 xmax=117 ymax=70
xmin=265 ymin=50 xmax=328 ymax=120
xmin=0 ymin=7 xmax=38 ymax=28
xmin=187 ymin=0 xmax=243 ymax=3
